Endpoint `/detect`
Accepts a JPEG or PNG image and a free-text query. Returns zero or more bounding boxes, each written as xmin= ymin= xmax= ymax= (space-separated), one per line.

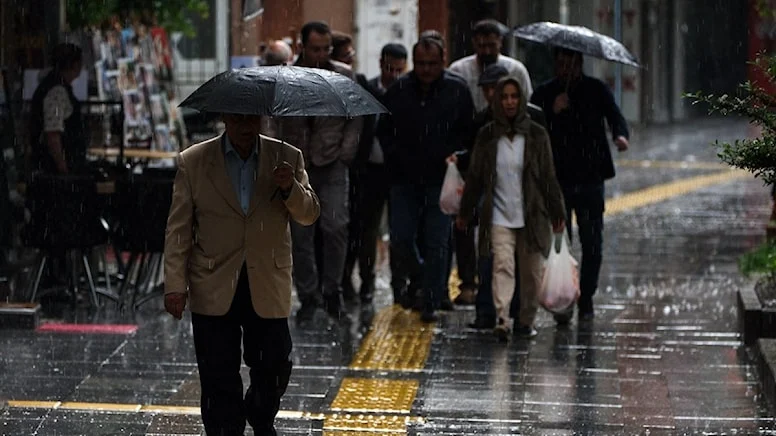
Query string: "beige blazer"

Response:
xmin=163 ymin=134 xmax=320 ymax=318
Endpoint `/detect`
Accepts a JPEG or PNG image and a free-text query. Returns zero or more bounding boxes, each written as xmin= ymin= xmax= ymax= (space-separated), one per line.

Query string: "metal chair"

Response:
xmin=24 ymin=173 xmax=115 ymax=307
xmin=112 ymin=172 xmax=174 ymax=310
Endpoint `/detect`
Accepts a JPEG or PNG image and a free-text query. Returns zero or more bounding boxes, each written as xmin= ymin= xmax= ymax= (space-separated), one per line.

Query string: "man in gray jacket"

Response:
xmin=267 ymin=21 xmax=363 ymax=322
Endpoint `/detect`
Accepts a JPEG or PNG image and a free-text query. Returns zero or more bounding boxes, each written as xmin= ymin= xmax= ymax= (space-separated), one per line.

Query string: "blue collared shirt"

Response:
xmin=223 ymin=135 xmax=259 ymax=214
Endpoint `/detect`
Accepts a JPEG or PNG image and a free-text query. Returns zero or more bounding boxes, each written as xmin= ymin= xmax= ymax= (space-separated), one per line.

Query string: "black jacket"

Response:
xmin=377 ymin=70 xmax=475 ymax=186
xmin=530 ymin=74 xmax=629 ymax=184
xmin=29 ymin=71 xmax=87 ymax=174
xmin=352 ymin=73 xmax=382 ymax=168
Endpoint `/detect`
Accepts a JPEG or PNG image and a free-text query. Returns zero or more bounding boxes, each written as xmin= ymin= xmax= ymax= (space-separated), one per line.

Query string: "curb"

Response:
xmin=738 ymin=283 xmax=763 ymax=346
xmin=0 ymin=303 xmax=41 ymax=329
xmin=758 ymin=338 xmax=776 ymax=410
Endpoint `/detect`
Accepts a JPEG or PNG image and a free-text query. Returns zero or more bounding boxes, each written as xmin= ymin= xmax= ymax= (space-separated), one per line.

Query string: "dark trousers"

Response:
xmin=476 ymin=254 xmax=521 ymax=322
xmin=191 ymin=265 xmax=293 ymax=436
xmin=389 ymin=209 xmax=425 ymax=301
xmin=562 ymin=182 xmax=605 ymax=313
xmin=446 ymin=222 xmax=478 ymax=291
xmin=291 ymin=161 xmax=350 ymax=303
xmin=343 ymin=163 xmax=390 ymax=295
xmin=389 ymin=184 xmax=451 ymax=312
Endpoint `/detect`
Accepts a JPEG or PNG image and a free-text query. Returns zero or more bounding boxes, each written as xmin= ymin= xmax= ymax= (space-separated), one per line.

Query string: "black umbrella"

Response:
xmin=513 ymin=21 xmax=641 ymax=68
xmin=178 ymin=66 xmax=388 ymax=117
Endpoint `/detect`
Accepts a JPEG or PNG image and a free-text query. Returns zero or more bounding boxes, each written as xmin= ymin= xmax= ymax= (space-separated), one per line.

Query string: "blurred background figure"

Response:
xmin=263 ymin=39 xmax=293 ymax=66
xmin=449 ymin=19 xmax=533 ymax=112
xmin=342 ymin=42 xmax=408 ymax=306
xmin=331 ymin=31 xmax=357 ymax=66
xmin=269 ymin=21 xmax=363 ymax=323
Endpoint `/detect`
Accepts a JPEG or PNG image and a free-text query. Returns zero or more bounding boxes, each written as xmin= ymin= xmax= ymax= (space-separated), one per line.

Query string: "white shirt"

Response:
xmin=43 ymin=86 xmax=73 ymax=133
xmin=492 ymin=134 xmax=526 ymax=229
xmin=448 ymin=54 xmax=533 ymax=112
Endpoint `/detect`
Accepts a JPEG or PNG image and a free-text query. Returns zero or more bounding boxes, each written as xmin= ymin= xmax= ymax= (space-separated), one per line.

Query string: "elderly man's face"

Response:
xmin=223 ymin=114 xmax=262 ymax=147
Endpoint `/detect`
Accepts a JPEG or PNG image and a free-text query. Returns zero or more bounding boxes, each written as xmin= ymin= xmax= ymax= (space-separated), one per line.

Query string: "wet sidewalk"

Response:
xmin=1 ymin=117 xmax=775 ymax=435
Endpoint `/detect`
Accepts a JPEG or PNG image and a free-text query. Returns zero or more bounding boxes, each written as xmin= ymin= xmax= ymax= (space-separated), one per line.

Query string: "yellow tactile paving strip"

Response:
xmin=605 ymin=169 xmax=750 ymax=217
xmin=616 ymin=159 xmax=729 ymax=170
xmin=323 ymin=414 xmax=423 ymax=433
xmin=348 ymin=305 xmax=434 ymax=372
xmin=330 ymin=378 xmax=419 ymax=413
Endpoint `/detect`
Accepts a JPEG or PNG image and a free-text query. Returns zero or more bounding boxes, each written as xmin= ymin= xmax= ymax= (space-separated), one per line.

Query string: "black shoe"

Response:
xmin=393 ymin=288 xmax=405 ymax=306
xmin=468 ymin=317 xmax=496 ymax=330
xmin=412 ymin=295 xmax=425 ymax=312
xmin=324 ymin=294 xmax=345 ymax=319
xmin=399 ymin=294 xmax=414 ymax=309
xmin=342 ymin=281 xmax=357 ymax=303
xmin=494 ymin=325 xmax=510 ymax=342
xmin=579 ymin=309 xmax=595 ymax=322
xmin=295 ymin=303 xmax=317 ymax=323
xmin=359 ymin=284 xmax=374 ymax=304
xmin=553 ymin=307 xmax=574 ymax=326
xmin=578 ymin=298 xmax=594 ymax=315
xmin=439 ymin=298 xmax=455 ymax=311
xmin=453 ymin=288 xmax=477 ymax=305
xmin=420 ymin=310 xmax=438 ymax=323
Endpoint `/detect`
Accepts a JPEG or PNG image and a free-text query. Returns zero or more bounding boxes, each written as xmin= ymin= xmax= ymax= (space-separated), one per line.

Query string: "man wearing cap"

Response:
xmin=448 ymin=63 xmax=548 ymax=329
xmin=449 ymin=19 xmax=533 ymax=112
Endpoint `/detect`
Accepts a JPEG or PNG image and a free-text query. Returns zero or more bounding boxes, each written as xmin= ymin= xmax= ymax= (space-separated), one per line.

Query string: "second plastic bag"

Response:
xmin=539 ymin=231 xmax=580 ymax=314
xmin=439 ymin=162 xmax=465 ymax=215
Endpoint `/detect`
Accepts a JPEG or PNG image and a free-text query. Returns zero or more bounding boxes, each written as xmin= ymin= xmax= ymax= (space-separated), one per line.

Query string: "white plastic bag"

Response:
xmin=539 ymin=231 xmax=580 ymax=314
xmin=439 ymin=162 xmax=465 ymax=215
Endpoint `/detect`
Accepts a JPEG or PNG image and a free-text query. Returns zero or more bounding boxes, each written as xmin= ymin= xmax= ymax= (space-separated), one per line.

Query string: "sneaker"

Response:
xmin=514 ymin=325 xmax=538 ymax=339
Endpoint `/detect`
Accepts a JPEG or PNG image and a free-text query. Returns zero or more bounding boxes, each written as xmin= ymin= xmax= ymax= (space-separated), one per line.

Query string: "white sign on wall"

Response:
xmin=354 ymin=0 xmax=418 ymax=80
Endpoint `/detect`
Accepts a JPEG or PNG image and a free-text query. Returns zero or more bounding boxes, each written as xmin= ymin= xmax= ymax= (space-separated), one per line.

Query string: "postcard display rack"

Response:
xmin=93 ymin=24 xmax=183 ymax=154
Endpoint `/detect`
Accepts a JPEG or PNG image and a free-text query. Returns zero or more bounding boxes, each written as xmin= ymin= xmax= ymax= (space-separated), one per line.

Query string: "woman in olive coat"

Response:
xmin=457 ymin=76 xmax=566 ymax=341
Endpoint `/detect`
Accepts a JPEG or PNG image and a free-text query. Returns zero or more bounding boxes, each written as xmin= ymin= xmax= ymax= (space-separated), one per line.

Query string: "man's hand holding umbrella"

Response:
xmin=273 ymin=161 xmax=294 ymax=196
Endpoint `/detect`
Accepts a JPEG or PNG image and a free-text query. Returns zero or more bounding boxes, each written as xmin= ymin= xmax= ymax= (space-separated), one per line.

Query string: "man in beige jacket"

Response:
xmin=164 ymin=113 xmax=320 ymax=436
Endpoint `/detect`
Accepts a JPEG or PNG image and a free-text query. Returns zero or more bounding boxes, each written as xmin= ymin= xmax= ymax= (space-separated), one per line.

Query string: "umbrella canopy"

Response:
xmin=179 ymin=66 xmax=388 ymax=117
xmin=513 ymin=21 xmax=641 ymax=68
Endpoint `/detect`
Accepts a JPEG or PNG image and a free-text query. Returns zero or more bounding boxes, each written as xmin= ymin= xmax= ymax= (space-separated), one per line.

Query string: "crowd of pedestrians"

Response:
xmin=256 ymin=19 xmax=630 ymax=339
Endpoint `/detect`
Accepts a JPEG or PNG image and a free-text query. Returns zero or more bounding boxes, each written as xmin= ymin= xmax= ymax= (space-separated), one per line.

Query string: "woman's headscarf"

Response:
xmin=489 ymin=76 xmax=532 ymax=138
